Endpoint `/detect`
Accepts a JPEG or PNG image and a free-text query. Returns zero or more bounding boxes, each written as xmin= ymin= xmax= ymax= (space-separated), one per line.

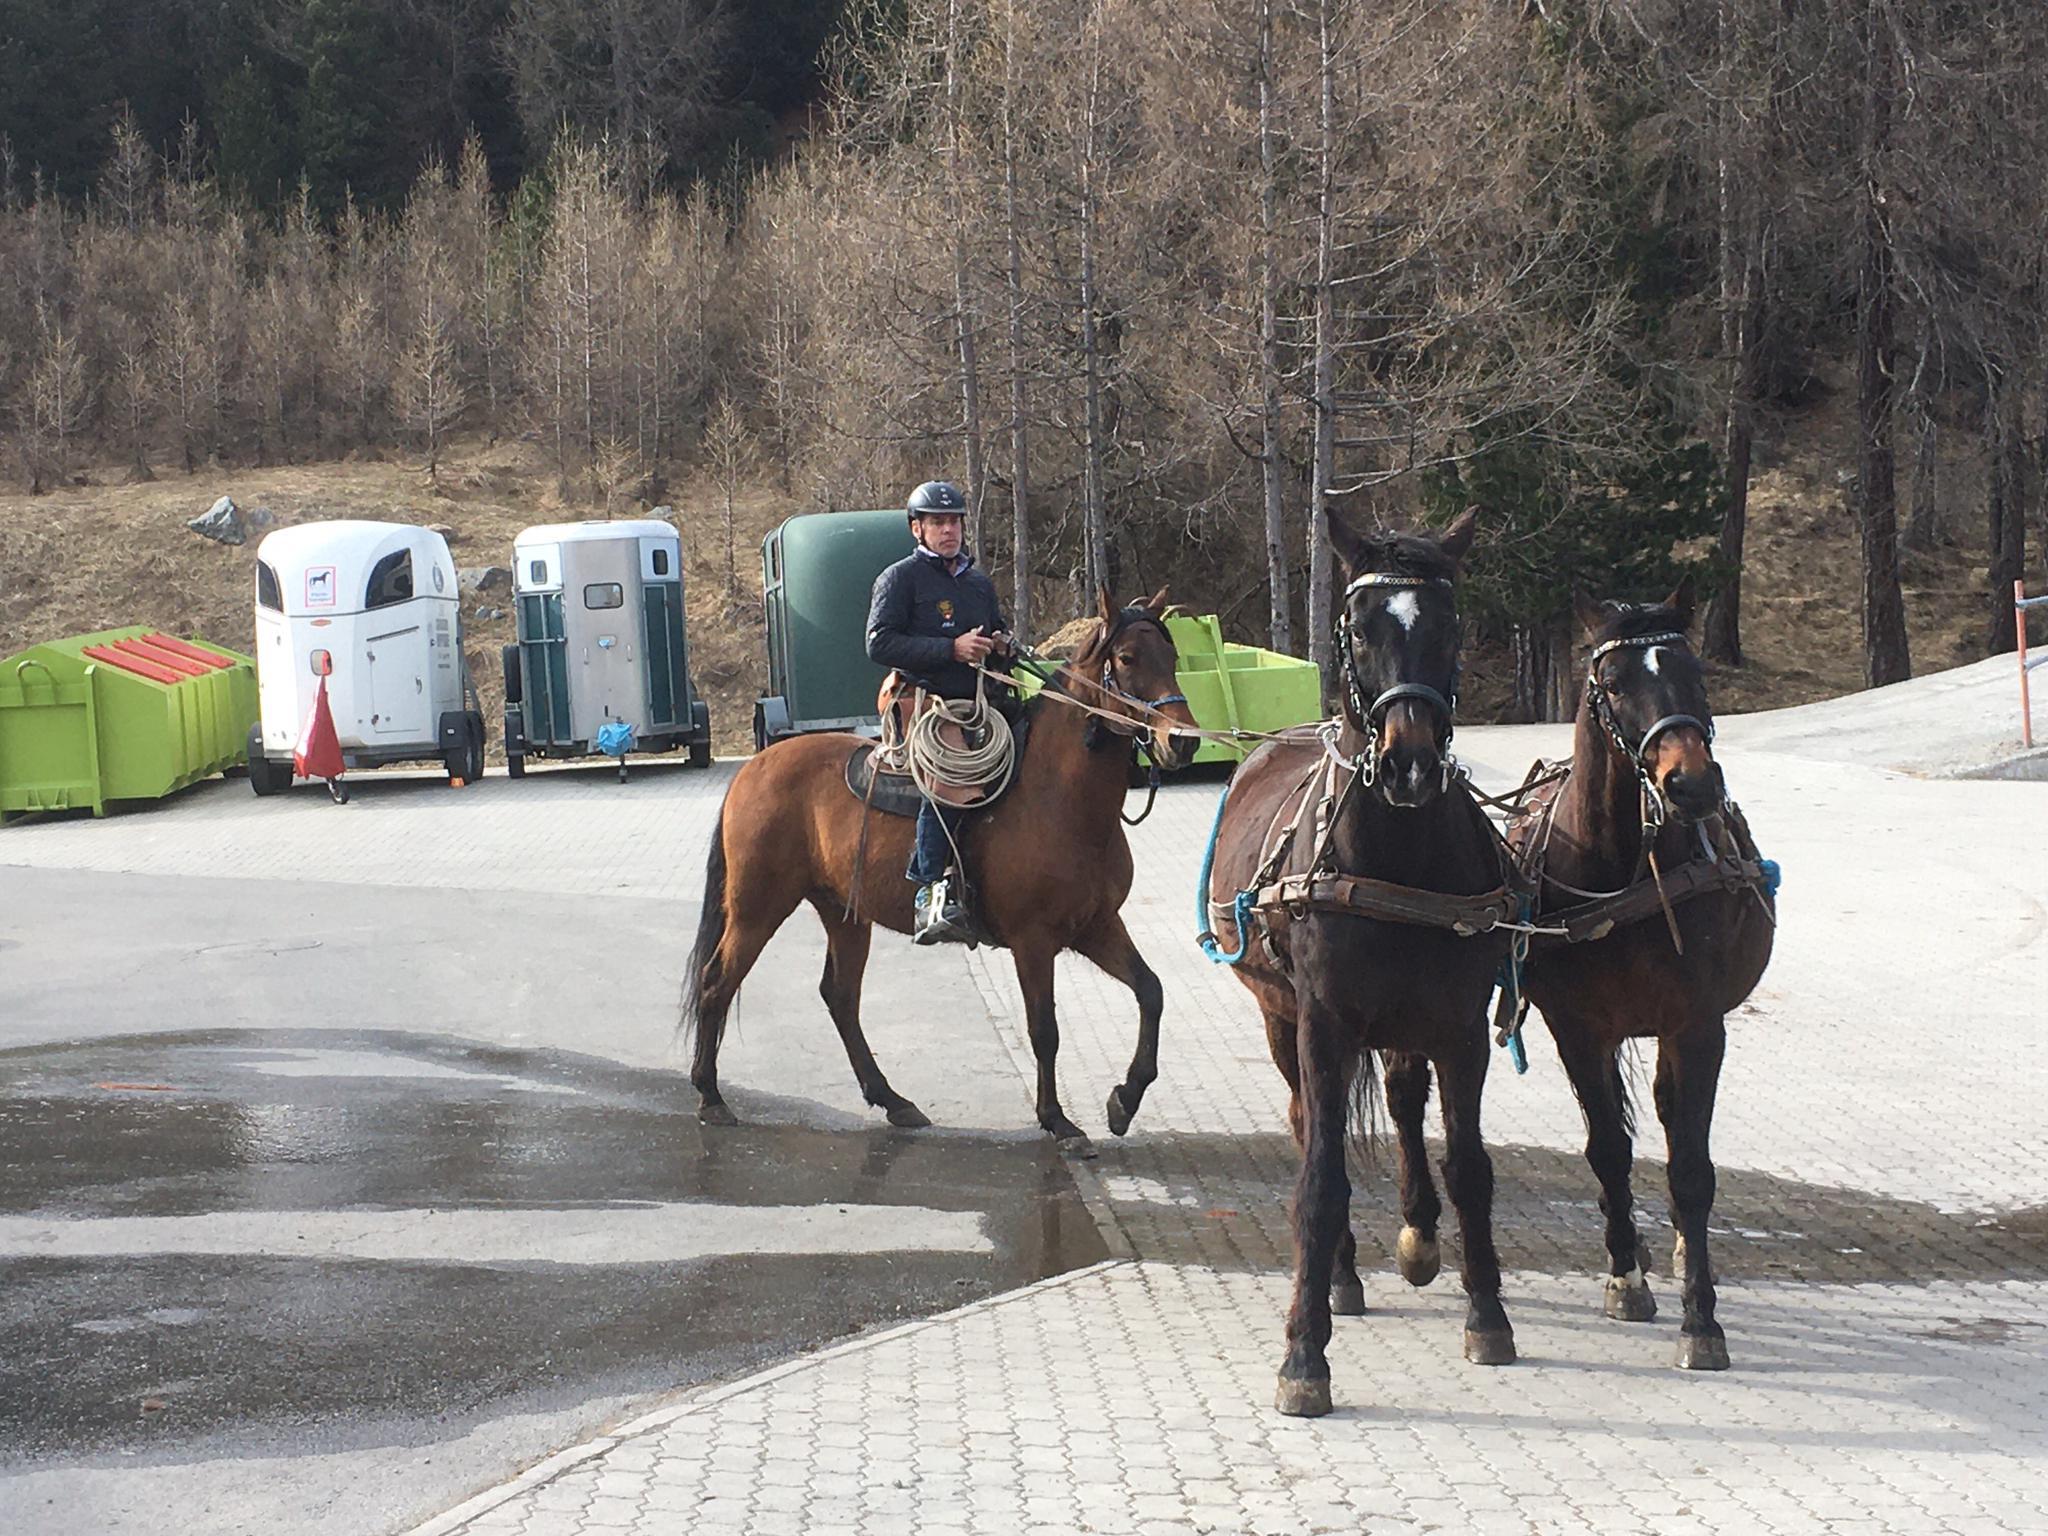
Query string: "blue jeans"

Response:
xmin=908 ymin=799 xmax=965 ymax=885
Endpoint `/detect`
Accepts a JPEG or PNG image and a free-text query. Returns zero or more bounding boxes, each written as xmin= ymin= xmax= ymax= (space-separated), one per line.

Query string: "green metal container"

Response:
xmin=755 ymin=509 xmax=916 ymax=749
xmin=0 ymin=627 xmax=259 ymax=820
xmin=1017 ymin=613 xmax=1325 ymax=764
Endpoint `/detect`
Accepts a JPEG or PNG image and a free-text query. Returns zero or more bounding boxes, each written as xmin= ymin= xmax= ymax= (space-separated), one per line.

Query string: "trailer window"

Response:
xmin=257 ymin=560 xmax=282 ymax=611
xmin=583 ymin=582 xmax=624 ymax=610
xmin=529 ymin=559 xmax=548 ymax=585
xmin=651 ymin=548 xmax=670 ymax=577
xmin=366 ymin=550 xmax=414 ymax=609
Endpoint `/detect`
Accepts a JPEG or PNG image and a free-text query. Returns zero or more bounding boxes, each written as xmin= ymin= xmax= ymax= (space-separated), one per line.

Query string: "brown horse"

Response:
xmin=681 ymin=589 xmax=1198 ymax=1148
xmin=1206 ymin=511 xmax=1517 ymax=1417
xmin=1506 ymin=586 xmax=1774 ymax=1369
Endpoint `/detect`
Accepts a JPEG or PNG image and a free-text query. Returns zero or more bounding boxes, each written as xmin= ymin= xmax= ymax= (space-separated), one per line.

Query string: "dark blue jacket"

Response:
xmin=866 ymin=547 xmax=1010 ymax=699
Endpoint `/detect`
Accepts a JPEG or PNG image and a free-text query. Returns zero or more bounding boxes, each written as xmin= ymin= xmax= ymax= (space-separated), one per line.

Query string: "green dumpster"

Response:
xmin=1018 ymin=613 xmax=1324 ymax=764
xmin=0 ymin=626 xmax=259 ymax=820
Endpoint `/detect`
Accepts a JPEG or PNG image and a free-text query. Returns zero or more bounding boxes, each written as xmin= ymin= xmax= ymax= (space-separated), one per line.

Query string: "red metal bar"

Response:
xmin=81 ymin=644 xmax=183 ymax=685
xmin=113 ymin=637 xmax=208 ymax=678
xmin=2021 ymin=579 xmax=2034 ymax=750
xmin=142 ymin=633 xmax=236 ymax=670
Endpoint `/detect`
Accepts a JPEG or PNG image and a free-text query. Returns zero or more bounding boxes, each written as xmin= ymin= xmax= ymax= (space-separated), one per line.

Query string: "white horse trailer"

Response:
xmin=246 ymin=520 xmax=483 ymax=795
xmin=502 ymin=520 xmax=712 ymax=778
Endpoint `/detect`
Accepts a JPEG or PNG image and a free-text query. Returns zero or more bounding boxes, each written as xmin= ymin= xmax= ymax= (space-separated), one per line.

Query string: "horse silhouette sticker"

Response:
xmin=305 ymin=566 xmax=337 ymax=608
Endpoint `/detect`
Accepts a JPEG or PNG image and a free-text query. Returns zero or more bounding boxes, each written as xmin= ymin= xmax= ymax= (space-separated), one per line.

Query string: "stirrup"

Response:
xmin=913 ymin=878 xmax=975 ymax=947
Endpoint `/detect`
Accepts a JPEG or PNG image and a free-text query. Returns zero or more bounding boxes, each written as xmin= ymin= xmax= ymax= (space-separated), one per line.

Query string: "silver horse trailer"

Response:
xmin=502 ymin=520 xmax=712 ymax=779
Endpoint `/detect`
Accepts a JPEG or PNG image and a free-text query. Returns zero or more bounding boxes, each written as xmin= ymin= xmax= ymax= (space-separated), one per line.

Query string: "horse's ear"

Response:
xmin=1326 ymin=504 xmax=1377 ymax=578
xmin=1143 ymin=584 xmax=1170 ymax=615
xmin=1096 ymin=584 xmax=1118 ymax=627
xmin=1572 ymin=588 xmax=1608 ymax=640
xmin=1439 ymin=507 xmax=1479 ymax=566
xmin=1663 ymin=573 xmax=1698 ymax=630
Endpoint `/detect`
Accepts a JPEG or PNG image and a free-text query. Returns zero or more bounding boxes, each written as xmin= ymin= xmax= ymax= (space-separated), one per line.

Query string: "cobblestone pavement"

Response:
xmin=6 ymin=705 xmax=2046 ymax=1534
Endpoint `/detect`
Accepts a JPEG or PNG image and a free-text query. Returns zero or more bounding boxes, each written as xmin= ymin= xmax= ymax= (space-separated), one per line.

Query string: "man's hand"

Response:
xmin=952 ymin=630 xmax=996 ymax=666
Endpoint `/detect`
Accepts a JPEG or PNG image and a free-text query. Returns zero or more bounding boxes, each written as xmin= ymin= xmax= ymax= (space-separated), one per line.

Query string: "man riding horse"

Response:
xmin=864 ymin=479 xmax=1013 ymax=945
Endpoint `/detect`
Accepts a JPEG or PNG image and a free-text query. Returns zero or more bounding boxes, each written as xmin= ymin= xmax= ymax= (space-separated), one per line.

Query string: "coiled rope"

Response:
xmin=900 ymin=677 xmax=1017 ymax=805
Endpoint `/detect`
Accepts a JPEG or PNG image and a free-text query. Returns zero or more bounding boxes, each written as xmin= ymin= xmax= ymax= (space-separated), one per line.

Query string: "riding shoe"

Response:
xmin=913 ymin=880 xmax=975 ymax=947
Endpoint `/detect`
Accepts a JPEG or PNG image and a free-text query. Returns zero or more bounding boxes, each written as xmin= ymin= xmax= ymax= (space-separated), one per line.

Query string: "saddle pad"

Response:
xmin=845 ymin=744 xmax=931 ymax=819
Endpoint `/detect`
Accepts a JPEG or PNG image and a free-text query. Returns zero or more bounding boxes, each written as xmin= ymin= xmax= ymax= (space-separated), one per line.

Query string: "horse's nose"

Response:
xmin=1663 ymin=765 xmax=1720 ymax=818
xmin=1377 ymin=745 xmax=1442 ymax=809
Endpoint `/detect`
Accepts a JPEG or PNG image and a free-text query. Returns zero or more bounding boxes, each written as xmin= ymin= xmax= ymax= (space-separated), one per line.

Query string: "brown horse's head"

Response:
xmin=1574 ymin=578 xmax=1720 ymax=821
xmin=1076 ymin=586 xmax=1200 ymax=770
xmin=1329 ymin=507 xmax=1476 ymax=809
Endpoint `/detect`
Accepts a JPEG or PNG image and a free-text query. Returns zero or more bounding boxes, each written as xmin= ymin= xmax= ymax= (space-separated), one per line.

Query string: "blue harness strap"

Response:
xmin=1196 ymin=781 xmax=1255 ymax=966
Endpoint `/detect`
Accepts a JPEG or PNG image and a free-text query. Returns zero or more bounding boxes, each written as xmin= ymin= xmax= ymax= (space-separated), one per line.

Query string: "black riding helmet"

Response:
xmin=907 ymin=480 xmax=968 ymax=525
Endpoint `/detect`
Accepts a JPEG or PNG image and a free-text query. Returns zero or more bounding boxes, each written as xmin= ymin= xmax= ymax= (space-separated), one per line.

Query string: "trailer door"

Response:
xmin=566 ymin=538 xmax=643 ymax=741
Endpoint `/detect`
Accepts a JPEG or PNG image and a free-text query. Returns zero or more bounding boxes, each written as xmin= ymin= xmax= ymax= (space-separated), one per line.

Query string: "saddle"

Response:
xmin=842 ymin=678 xmax=1030 ymax=819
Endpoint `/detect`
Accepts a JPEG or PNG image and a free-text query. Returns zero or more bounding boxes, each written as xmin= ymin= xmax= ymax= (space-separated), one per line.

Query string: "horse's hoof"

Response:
xmin=1675 ymin=1332 xmax=1731 ymax=1371
xmin=1604 ymin=1275 xmax=1658 ymax=1322
xmin=1274 ymin=1374 xmax=1333 ymax=1417
xmin=1057 ymin=1131 xmax=1097 ymax=1160
xmin=886 ymin=1102 xmax=932 ymax=1129
xmin=1331 ymin=1278 xmax=1367 ymax=1317
xmin=1105 ymin=1085 xmax=1135 ymax=1137
xmin=1463 ymin=1328 xmax=1517 ymax=1366
xmin=698 ymin=1101 xmax=738 ymax=1127
xmin=1396 ymin=1226 xmax=1441 ymax=1287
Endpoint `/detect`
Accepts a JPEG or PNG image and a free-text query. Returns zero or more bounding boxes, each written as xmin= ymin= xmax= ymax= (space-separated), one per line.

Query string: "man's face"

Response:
xmin=916 ymin=513 xmax=965 ymax=559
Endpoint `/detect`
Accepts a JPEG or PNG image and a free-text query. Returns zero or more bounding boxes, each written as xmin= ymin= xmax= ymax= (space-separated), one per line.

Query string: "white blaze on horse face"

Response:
xmin=1644 ymin=646 xmax=1664 ymax=676
xmin=1385 ymin=592 xmax=1421 ymax=632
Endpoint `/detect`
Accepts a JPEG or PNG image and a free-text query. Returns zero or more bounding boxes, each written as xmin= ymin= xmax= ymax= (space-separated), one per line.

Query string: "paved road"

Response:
xmin=2 ymin=653 xmax=2045 ymax=1535
xmin=0 ymin=770 xmax=1102 ymax=1535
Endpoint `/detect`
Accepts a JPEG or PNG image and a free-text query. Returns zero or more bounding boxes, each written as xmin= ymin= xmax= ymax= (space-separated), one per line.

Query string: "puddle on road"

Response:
xmin=0 ymin=1029 xmax=1105 ymax=1458
xmin=1090 ymin=1131 xmax=2048 ymax=1288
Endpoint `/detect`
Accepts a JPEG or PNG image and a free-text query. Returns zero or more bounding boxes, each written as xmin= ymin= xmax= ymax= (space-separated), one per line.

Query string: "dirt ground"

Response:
xmin=0 ymin=438 xmax=784 ymax=763
xmin=0 ymin=389 xmax=2037 ymax=764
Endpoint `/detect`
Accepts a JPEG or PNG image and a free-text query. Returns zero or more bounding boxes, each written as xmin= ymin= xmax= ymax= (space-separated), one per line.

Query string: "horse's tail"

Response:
xmin=679 ymin=809 xmax=732 ymax=1058
xmin=1348 ymin=1049 xmax=1384 ymax=1166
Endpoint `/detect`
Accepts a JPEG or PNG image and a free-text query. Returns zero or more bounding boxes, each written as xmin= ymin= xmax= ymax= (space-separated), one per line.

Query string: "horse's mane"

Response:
xmin=1351 ymin=530 xmax=1458 ymax=583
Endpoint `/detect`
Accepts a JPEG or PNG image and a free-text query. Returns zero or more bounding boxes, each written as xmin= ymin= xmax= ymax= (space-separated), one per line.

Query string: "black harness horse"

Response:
xmin=1204 ymin=511 xmax=1519 ymax=1417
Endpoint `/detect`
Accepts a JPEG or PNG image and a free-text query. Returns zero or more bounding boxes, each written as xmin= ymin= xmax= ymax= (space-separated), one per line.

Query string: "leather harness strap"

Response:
xmin=1256 ymin=871 xmax=1518 ymax=936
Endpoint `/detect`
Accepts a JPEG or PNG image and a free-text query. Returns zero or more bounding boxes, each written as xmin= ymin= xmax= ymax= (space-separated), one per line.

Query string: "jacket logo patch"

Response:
xmin=937 ymin=599 xmax=955 ymax=622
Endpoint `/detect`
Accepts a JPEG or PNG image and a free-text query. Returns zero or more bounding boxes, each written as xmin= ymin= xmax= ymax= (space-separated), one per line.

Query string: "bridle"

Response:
xmin=1089 ymin=607 xmax=1189 ymax=736
xmin=1585 ymin=629 xmax=1716 ymax=829
xmin=1336 ymin=571 xmax=1460 ymax=790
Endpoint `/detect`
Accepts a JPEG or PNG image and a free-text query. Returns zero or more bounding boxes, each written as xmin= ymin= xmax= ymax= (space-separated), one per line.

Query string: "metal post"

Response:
xmin=2021 ymin=579 xmax=2035 ymax=749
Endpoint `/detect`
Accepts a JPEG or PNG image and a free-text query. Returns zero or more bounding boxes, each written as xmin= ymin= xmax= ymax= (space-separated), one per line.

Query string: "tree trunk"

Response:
xmin=1903 ymin=367 xmax=1940 ymax=551
xmin=1855 ymin=0 xmax=1911 ymax=687
xmin=946 ymin=0 xmax=987 ymax=551
xmin=1987 ymin=383 xmax=2027 ymax=654
xmin=1002 ymin=1 xmax=1033 ymax=642
xmin=1305 ymin=0 xmax=1337 ymax=703
xmin=1257 ymin=0 xmax=1291 ymax=655
xmin=1511 ymin=625 xmax=1545 ymax=723
xmin=1078 ymin=8 xmax=1110 ymax=598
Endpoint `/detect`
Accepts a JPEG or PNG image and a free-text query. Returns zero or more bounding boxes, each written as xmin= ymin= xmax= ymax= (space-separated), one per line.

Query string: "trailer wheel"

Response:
xmin=464 ymin=711 xmax=486 ymax=783
xmin=247 ymin=725 xmax=287 ymax=797
xmin=501 ymin=644 xmax=523 ymax=705
xmin=689 ymin=739 xmax=712 ymax=768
